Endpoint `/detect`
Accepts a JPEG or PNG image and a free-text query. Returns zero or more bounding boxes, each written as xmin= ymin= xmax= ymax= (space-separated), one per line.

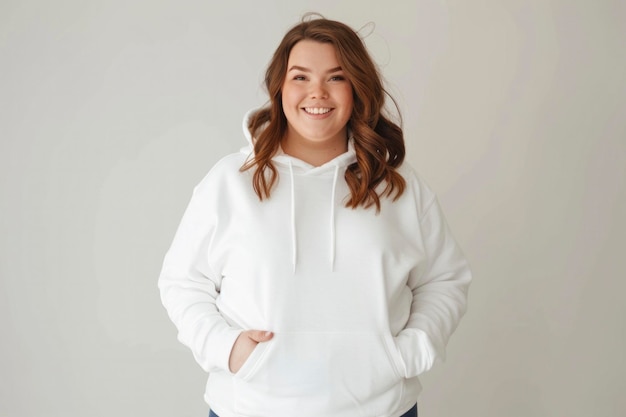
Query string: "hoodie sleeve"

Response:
xmin=394 ymin=194 xmax=472 ymax=378
xmin=158 ymin=176 xmax=242 ymax=373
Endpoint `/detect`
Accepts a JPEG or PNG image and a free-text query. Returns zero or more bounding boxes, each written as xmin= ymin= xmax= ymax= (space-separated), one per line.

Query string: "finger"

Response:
xmin=247 ymin=330 xmax=273 ymax=342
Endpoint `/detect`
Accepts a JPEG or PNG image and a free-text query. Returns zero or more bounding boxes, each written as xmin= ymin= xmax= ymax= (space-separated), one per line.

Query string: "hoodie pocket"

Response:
xmin=233 ymin=331 xmax=403 ymax=415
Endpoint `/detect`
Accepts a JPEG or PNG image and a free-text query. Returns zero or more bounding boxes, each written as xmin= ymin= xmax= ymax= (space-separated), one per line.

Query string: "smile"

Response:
xmin=303 ymin=107 xmax=332 ymax=115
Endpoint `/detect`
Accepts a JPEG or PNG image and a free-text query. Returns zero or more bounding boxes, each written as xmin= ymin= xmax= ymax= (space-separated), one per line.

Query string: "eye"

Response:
xmin=329 ymin=75 xmax=346 ymax=82
xmin=293 ymin=75 xmax=307 ymax=81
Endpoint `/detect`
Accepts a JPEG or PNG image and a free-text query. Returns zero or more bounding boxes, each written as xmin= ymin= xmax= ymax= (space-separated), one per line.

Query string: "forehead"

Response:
xmin=287 ymin=40 xmax=341 ymax=66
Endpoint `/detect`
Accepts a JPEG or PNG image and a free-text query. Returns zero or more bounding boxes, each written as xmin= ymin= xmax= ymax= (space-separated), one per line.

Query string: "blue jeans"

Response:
xmin=209 ymin=403 xmax=418 ymax=417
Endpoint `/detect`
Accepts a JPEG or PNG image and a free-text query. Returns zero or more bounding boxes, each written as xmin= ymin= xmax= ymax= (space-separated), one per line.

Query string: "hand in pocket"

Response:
xmin=229 ymin=330 xmax=274 ymax=373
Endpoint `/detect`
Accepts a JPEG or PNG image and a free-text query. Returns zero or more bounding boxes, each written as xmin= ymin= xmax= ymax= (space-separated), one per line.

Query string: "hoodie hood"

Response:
xmin=240 ymin=108 xmax=357 ymax=271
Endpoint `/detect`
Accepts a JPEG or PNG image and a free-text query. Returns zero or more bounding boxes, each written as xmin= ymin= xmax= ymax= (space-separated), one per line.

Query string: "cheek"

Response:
xmin=282 ymin=83 xmax=302 ymax=105
xmin=341 ymin=89 xmax=354 ymax=113
xmin=281 ymin=89 xmax=295 ymax=116
xmin=340 ymin=85 xmax=354 ymax=106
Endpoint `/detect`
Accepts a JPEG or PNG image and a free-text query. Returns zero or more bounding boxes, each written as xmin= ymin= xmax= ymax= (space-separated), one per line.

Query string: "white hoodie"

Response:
xmin=158 ymin=111 xmax=471 ymax=417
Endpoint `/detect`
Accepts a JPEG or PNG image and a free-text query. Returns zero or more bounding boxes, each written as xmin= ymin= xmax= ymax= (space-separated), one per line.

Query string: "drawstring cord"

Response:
xmin=329 ymin=164 xmax=339 ymax=271
xmin=288 ymin=160 xmax=297 ymax=273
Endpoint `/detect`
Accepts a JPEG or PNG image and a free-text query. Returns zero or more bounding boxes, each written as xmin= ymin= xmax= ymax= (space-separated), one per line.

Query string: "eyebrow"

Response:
xmin=287 ymin=65 xmax=343 ymax=73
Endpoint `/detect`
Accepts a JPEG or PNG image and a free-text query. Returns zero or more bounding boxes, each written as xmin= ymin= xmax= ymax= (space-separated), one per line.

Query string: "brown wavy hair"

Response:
xmin=241 ymin=15 xmax=406 ymax=212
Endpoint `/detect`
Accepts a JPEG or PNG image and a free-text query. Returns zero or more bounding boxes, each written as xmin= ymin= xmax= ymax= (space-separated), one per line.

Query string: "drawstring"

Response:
xmin=329 ymin=164 xmax=339 ymax=271
xmin=288 ymin=161 xmax=297 ymax=273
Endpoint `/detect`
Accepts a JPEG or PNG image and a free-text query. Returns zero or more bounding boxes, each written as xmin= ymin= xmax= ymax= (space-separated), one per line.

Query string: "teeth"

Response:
xmin=304 ymin=107 xmax=332 ymax=115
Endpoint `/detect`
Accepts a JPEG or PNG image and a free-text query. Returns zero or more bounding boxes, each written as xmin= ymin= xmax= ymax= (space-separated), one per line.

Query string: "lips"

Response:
xmin=303 ymin=107 xmax=333 ymax=115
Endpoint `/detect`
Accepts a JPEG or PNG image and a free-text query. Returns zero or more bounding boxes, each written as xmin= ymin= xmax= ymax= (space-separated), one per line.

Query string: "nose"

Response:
xmin=309 ymin=80 xmax=328 ymax=99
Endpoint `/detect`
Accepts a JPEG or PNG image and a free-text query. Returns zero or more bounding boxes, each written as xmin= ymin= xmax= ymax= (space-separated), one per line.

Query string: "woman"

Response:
xmin=159 ymin=16 xmax=471 ymax=417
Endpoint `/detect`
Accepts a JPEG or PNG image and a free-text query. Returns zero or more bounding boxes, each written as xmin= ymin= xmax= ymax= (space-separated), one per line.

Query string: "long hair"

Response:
xmin=241 ymin=16 xmax=406 ymax=212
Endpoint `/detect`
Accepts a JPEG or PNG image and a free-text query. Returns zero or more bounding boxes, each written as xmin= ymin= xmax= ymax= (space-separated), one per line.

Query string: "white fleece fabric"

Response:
xmin=158 ymin=111 xmax=472 ymax=417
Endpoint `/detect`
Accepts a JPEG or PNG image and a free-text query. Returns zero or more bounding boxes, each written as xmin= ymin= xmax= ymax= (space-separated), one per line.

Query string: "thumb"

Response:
xmin=247 ymin=330 xmax=274 ymax=342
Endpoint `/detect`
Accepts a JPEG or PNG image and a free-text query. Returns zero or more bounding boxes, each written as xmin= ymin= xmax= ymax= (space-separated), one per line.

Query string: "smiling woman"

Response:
xmin=241 ymin=16 xmax=409 ymax=211
xmin=158 ymin=14 xmax=471 ymax=417
xmin=280 ymin=40 xmax=354 ymax=166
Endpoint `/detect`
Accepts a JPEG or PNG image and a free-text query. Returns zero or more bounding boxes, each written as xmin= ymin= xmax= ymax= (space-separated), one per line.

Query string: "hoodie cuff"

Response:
xmin=394 ymin=328 xmax=439 ymax=378
xmin=197 ymin=327 xmax=243 ymax=373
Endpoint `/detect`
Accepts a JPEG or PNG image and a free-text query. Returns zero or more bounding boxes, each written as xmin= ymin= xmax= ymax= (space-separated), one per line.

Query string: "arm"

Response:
xmin=158 ymin=179 xmax=242 ymax=373
xmin=395 ymin=196 xmax=472 ymax=378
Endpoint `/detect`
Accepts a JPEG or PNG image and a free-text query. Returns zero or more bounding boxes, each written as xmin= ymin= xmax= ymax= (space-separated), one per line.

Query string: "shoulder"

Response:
xmin=207 ymin=151 xmax=249 ymax=177
xmin=193 ymin=151 xmax=250 ymax=195
xmin=396 ymin=162 xmax=437 ymax=218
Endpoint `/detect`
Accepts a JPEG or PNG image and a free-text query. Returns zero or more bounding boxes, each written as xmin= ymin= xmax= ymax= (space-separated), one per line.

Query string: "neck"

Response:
xmin=282 ymin=130 xmax=348 ymax=167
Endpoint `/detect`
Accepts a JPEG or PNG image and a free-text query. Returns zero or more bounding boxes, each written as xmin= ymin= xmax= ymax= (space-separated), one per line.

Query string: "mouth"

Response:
xmin=303 ymin=107 xmax=333 ymax=115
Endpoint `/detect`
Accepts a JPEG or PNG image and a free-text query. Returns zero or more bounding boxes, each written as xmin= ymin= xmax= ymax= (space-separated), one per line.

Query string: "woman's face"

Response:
xmin=281 ymin=40 xmax=353 ymax=148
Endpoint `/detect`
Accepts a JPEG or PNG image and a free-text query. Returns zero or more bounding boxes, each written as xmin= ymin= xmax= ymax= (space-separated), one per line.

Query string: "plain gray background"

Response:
xmin=2 ymin=0 xmax=625 ymax=416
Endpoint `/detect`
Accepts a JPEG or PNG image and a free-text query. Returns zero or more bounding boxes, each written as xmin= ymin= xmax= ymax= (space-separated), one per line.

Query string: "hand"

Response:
xmin=228 ymin=330 xmax=274 ymax=373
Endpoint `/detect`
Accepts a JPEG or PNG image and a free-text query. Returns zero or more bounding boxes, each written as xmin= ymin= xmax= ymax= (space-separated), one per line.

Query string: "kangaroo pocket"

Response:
xmin=233 ymin=331 xmax=404 ymax=416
